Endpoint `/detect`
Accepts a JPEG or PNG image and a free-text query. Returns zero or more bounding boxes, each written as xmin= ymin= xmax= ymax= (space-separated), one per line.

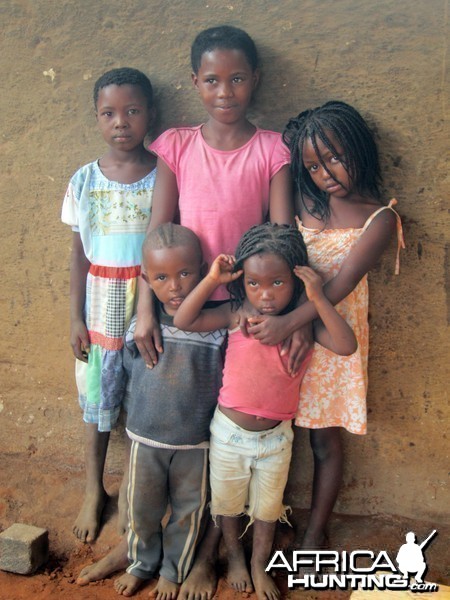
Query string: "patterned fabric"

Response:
xmin=295 ymin=200 xmax=404 ymax=435
xmin=62 ymin=161 xmax=156 ymax=431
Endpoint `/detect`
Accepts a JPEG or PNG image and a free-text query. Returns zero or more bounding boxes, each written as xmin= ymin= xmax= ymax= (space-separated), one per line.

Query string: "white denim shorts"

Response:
xmin=209 ymin=407 xmax=293 ymax=524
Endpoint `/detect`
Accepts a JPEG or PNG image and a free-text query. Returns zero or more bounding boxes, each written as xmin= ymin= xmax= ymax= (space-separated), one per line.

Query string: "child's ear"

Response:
xmin=141 ymin=271 xmax=151 ymax=287
xmin=200 ymin=261 xmax=208 ymax=278
xmin=252 ymin=68 xmax=260 ymax=91
xmin=191 ymin=72 xmax=199 ymax=90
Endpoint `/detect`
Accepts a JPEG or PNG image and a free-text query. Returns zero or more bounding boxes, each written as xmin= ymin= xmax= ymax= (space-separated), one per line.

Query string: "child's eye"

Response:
xmin=247 ymin=280 xmax=258 ymax=287
xmin=330 ymin=156 xmax=340 ymax=164
xmin=101 ymin=111 xmax=112 ymax=118
xmin=128 ymin=108 xmax=139 ymax=115
xmin=206 ymin=78 xmax=216 ymax=84
xmin=232 ymin=76 xmax=243 ymax=83
xmin=180 ymin=271 xmax=190 ymax=278
xmin=156 ymin=275 xmax=166 ymax=281
xmin=309 ymin=164 xmax=319 ymax=173
xmin=273 ymin=280 xmax=283 ymax=287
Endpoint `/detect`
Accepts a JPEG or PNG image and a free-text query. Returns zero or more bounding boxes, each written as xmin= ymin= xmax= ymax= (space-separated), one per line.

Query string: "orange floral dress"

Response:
xmin=295 ymin=199 xmax=404 ymax=435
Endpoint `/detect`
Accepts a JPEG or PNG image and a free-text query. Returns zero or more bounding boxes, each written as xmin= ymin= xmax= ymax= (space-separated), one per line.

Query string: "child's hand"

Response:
xmin=208 ymin=254 xmax=243 ymax=284
xmin=70 ymin=319 xmax=90 ymax=362
xmin=294 ymin=266 xmax=325 ymax=303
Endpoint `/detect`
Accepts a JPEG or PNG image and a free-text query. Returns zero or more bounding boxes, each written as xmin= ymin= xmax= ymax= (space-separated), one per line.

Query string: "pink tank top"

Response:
xmin=218 ymin=328 xmax=312 ymax=421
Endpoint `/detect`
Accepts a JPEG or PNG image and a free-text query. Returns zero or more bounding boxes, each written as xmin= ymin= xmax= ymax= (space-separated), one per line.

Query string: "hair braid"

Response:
xmin=228 ymin=223 xmax=308 ymax=312
xmin=283 ymin=100 xmax=382 ymax=221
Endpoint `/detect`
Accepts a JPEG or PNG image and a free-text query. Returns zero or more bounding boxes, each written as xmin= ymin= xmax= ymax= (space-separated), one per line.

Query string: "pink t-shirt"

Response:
xmin=149 ymin=125 xmax=290 ymax=300
xmin=218 ymin=328 xmax=312 ymax=421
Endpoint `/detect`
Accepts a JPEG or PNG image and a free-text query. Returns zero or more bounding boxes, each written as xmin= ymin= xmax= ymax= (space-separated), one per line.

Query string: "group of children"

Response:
xmin=62 ymin=24 xmax=404 ymax=600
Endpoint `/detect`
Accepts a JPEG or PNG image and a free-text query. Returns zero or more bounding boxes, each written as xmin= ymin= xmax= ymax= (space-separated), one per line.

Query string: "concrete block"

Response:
xmin=0 ymin=523 xmax=49 ymax=574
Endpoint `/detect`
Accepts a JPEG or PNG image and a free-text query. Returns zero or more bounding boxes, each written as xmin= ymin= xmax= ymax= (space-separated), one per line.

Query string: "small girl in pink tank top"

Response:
xmin=174 ymin=223 xmax=357 ymax=599
xmin=246 ymin=101 xmax=405 ymax=555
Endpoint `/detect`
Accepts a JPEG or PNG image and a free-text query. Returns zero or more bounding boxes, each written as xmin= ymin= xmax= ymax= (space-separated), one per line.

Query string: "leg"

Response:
xmin=302 ymin=427 xmax=343 ymax=549
xmin=117 ymin=432 xmax=131 ymax=536
xmin=178 ymin=517 xmax=221 ymax=600
xmin=73 ymin=423 xmax=109 ymax=543
xmin=251 ymin=520 xmax=279 ymax=600
xmin=115 ymin=442 xmax=169 ymax=596
xmin=221 ymin=516 xmax=253 ymax=593
xmin=153 ymin=449 xmax=209 ymax=599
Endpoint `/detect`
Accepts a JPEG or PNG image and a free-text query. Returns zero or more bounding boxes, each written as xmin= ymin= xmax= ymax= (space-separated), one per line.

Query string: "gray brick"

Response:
xmin=0 ymin=523 xmax=49 ymax=574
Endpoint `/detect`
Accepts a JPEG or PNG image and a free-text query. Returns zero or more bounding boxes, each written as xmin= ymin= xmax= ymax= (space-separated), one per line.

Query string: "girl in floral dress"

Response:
xmin=247 ymin=100 xmax=405 ymax=551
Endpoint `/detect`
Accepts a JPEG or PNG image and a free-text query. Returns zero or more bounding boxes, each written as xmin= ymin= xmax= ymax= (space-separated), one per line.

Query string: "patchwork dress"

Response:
xmin=62 ymin=161 xmax=155 ymax=431
xmin=295 ymin=200 xmax=404 ymax=435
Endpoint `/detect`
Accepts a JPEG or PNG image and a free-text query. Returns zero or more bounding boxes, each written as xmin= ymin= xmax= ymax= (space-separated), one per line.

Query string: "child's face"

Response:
xmin=243 ymin=253 xmax=294 ymax=316
xmin=302 ymin=132 xmax=353 ymax=198
xmin=192 ymin=48 xmax=259 ymax=126
xmin=142 ymin=245 xmax=203 ymax=316
xmin=96 ymin=84 xmax=153 ymax=151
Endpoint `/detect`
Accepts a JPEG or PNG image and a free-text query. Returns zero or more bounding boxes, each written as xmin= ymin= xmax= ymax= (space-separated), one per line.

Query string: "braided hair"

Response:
xmin=93 ymin=67 xmax=154 ymax=110
xmin=283 ymin=100 xmax=382 ymax=221
xmin=228 ymin=223 xmax=308 ymax=312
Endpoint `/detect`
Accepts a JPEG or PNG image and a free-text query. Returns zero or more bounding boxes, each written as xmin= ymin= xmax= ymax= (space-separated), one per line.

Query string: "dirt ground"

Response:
xmin=0 ymin=453 xmax=448 ymax=600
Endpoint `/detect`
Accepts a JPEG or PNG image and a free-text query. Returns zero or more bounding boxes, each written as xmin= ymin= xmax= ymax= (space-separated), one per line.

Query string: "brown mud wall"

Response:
xmin=1 ymin=0 xmax=448 ymax=524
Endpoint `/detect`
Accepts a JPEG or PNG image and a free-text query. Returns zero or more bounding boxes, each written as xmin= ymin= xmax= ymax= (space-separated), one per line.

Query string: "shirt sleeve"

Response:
xmin=269 ymin=132 xmax=291 ymax=179
xmin=148 ymin=128 xmax=179 ymax=174
xmin=61 ymin=179 xmax=80 ymax=232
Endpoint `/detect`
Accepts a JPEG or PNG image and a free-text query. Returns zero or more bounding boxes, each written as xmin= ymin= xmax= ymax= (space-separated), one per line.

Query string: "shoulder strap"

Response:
xmin=362 ymin=199 xmax=405 ymax=275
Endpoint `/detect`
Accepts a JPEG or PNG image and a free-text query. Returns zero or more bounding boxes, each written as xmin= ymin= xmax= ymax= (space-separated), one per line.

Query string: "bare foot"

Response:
xmin=251 ymin=560 xmax=280 ymax=600
xmin=76 ymin=537 xmax=129 ymax=585
xmin=178 ymin=557 xmax=217 ymax=600
xmin=73 ymin=487 xmax=108 ymax=543
xmin=149 ymin=576 xmax=180 ymax=600
xmin=227 ymin=551 xmax=253 ymax=594
xmin=115 ymin=572 xmax=145 ymax=596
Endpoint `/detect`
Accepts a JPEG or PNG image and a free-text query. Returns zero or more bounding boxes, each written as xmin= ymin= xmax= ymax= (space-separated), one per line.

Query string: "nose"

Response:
xmin=169 ymin=278 xmax=181 ymax=291
xmin=218 ymin=81 xmax=233 ymax=98
xmin=261 ymin=287 xmax=273 ymax=300
xmin=114 ymin=112 xmax=128 ymax=129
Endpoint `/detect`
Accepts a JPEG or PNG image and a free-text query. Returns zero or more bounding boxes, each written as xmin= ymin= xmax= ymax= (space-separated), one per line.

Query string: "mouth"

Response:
xmin=168 ymin=296 xmax=184 ymax=307
xmin=326 ymin=182 xmax=343 ymax=193
xmin=113 ymin=135 xmax=132 ymax=141
xmin=260 ymin=306 xmax=277 ymax=314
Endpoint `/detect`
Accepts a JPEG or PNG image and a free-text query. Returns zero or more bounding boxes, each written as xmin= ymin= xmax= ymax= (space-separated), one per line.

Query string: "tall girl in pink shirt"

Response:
xmin=175 ymin=223 xmax=357 ymax=600
xmin=133 ymin=25 xmax=298 ymax=365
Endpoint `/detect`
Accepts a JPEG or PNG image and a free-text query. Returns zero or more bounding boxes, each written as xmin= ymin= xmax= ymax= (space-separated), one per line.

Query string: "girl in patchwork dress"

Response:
xmin=247 ymin=101 xmax=404 ymax=551
xmin=61 ymin=68 xmax=156 ymax=544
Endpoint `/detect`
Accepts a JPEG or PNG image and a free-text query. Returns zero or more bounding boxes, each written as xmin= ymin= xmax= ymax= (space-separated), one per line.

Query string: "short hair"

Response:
xmin=142 ymin=223 xmax=202 ymax=262
xmin=283 ymin=100 xmax=382 ymax=221
xmin=93 ymin=67 xmax=154 ymax=109
xmin=191 ymin=25 xmax=258 ymax=73
xmin=228 ymin=223 xmax=308 ymax=312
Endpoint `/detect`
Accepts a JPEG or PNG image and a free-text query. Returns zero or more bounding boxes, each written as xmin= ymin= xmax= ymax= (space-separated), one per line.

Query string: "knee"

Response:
xmin=310 ymin=429 xmax=342 ymax=462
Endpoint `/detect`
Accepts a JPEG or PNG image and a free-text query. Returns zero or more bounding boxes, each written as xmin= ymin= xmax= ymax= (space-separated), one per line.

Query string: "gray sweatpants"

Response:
xmin=126 ymin=440 xmax=209 ymax=583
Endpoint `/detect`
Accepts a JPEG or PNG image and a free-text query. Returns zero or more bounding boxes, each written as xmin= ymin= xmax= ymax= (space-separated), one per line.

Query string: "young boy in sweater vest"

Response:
xmin=115 ymin=223 xmax=226 ymax=597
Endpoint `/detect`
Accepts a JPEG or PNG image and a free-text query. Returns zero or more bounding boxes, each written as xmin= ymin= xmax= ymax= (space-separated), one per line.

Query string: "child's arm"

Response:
xmin=248 ymin=209 xmax=396 ymax=365
xmin=268 ymin=164 xmax=295 ymax=225
xmin=69 ymin=232 xmax=91 ymax=362
xmin=134 ymin=157 xmax=180 ymax=367
xmin=174 ymin=255 xmax=242 ymax=332
xmin=294 ymin=267 xmax=357 ymax=356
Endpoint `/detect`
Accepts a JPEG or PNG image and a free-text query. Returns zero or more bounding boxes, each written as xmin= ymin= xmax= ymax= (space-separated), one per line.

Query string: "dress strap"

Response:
xmin=362 ymin=199 xmax=405 ymax=275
